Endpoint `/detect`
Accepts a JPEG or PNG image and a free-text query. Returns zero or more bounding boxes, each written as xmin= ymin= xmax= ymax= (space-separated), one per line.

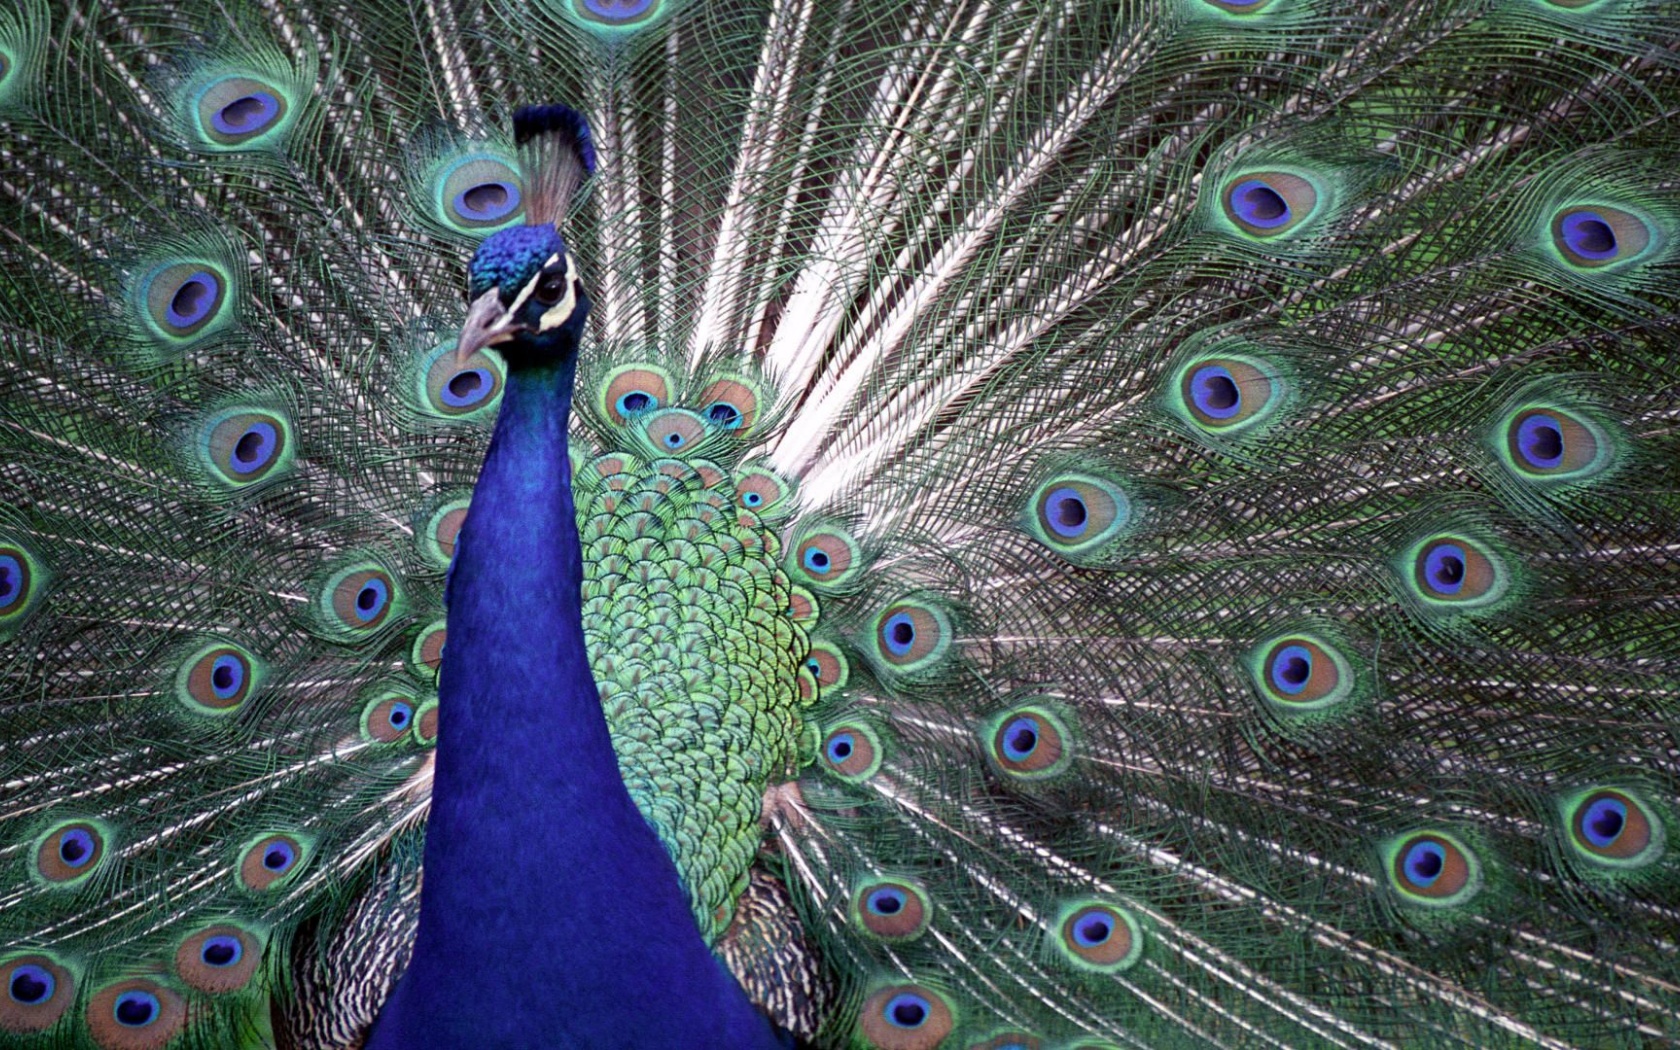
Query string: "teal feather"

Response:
xmin=2 ymin=0 xmax=1678 ymax=1046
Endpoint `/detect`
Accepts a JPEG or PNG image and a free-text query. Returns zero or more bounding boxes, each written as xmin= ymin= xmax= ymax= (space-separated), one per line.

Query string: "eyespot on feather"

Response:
xmin=34 ymin=820 xmax=108 ymax=886
xmin=361 ymin=691 xmax=419 ymax=744
xmin=1549 ymin=204 xmax=1653 ymax=269
xmin=198 ymin=408 xmax=293 ymax=489
xmin=318 ymin=561 xmax=404 ymax=638
xmin=413 ymin=698 xmax=440 ymax=747
xmin=417 ymin=341 xmax=504 ymax=421
xmin=696 ymin=377 xmax=761 ymax=431
xmin=1052 ymin=900 xmax=1144 ymax=972
xmin=1498 ymin=405 xmax=1612 ymax=483
xmin=850 ymin=877 xmax=932 ymax=941
xmin=805 ymin=641 xmax=849 ymax=691
xmin=0 ymin=955 xmax=75 ymax=1032
xmin=820 ymin=722 xmax=882 ymax=781
xmin=1560 ymin=787 xmax=1665 ymax=869
xmin=564 ymin=0 xmax=667 ymax=31
xmin=435 ymin=154 xmax=525 ymax=232
xmin=238 ymin=833 xmax=306 ymax=891
xmin=1025 ymin=473 xmax=1132 ymax=560
xmin=141 ymin=261 xmax=231 ymax=341
xmin=0 ymin=540 xmax=46 ymax=638
xmin=1198 ymin=0 xmax=1276 ymax=13
xmin=1384 ymin=831 xmax=1481 ymax=907
xmin=419 ymin=498 xmax=470 ymax=568
xmin=786 ymin=587 xmax=820 ymax=624
xmin=1169 ymin=353 xmax=1287 ymax=436
xmin=734 ymin=467 xmax=791 ymax=514
xmin=410 ymin=620 xmax=447 ymax=679
xmin=1406 ymin=534 xmax=1505 ymax=608
xmin=85 ymin=978 xmax=185 ymax=1050
xmin=983 ymin=705 xmax=1072 ymax=779
xmin=1221 ymin=171 xmax=1319 ymax=237
xmin=790 ymin=526 xmax=861 ymax=589
xmin=192 ymin=75 xmax=290 ymax=148
xmin=857 ymin=984 xmax=955 ymax=1050
xmin=176 ymin=641 xmax=261 ymax=715
xmin=175 ymin=924 xmax=262 ymax=994
xmin=601 ymin=365 xmax=672 ymax=423
xmin=641 ymin=409 xmax=707 ymax=456
xmin=872 ymin=599 xmax=951 ymax=675
xmin=1248 ymin=633 xmax=1354 ymax=713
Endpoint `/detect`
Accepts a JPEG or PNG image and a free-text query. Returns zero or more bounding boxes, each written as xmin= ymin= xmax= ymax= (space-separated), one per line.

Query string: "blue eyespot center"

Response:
xmin=0 ymin=555 xmax=23 ymax=606
xmin=59 ymin=829 xmax=94 ymax=867
xmin=581 ymin=0 xmax=658 ymax=20
xmin=664 ymin=431 xmax=684 ymax=448
xmin=803 ymin=548 xmax=831 ymax=573
xmin=230 ymin=422 xmax=278 ymax=473
xmin=1044 ymin=487 xmax=1089 ymax=538
xmin=1583 ymin=798 xmax=1628 ymax=848
xmin=616 ymin=391 xmax=654 ymax=415
xmin=264 ymin=842 xmax=296 ymax=872
xmin=1191 ymin=365 xmax=1241 ymax=419
xmin=453 ymin=181 xmax=522 ymax=223
xmin=354 ymin=580 xmax=388 ymax=621
xmin=202 ymin=936 xmax=243 ymax=967
xmin=1517 ymin=414 xmax=1564 ymax=469
xmin=743 ymin=491 xmax=763 ymax=507
xmin=1423 ymin=544 xmax=1466 ymax=594
xmin=884 ymin=992 xmax=930 ymax=1029
xmin=868 ymin=888 xmax=906 ymax=915
xmin=705 ymin=402 xmax=742 ymax=427
xmin=114 ymin=990 xmax=160 ymax=1027
xmin=826 ymin=733 xmax=855 ymax=763
xmin=210 ymin=654 xmax=244 ymax=699
xmin=1270 ymin=644 xmax=1311 ymax=694
xmin=1074 ymin=914 xmax=1113 ymax=947
xmin=388 ymin=702 xmax=413 ymax=730
xmin=9 ymin=965 xmax=52 ymax=1004
xmin=1560 ymin=211 xmax=1616 ymax=259
xmin=1404 ymin=841 xmax=1445 ymax=886
xmin=1001 ymin=717 xmax=1040 ymax=760
xmin=882 ymin=612 xmax=916 ymax=656
xmin=1230 ymin=180 xmax=1290 ymax=228
xmin=167 ymin=272 xmax=220 ymax=329
xmin=442 ymin=368 xmax=492 ymax=407
xmin=212 ymin=92 xmax=281 ymax=135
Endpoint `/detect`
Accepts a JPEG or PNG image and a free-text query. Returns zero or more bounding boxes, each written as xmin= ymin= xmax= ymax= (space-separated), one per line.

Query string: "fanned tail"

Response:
xmin=1 ymin=0 xmax=1677 ymax=1047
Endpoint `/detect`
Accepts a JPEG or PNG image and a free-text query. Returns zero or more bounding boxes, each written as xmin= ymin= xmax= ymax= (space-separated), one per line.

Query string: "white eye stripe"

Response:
xmin=502 ymin=251 xmax=561 ymax=319
xmin=536 ymin=251 xmax=580 ymax=332
xmin=504 ymin=251 xmax=580 ymax=333
xmin=537 ymin=276 xmax=579 ymax=331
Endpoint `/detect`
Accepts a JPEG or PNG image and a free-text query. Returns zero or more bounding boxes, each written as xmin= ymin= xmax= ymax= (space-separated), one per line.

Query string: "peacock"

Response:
xmin=1 ymin=0 xmax=1677 ymax=1045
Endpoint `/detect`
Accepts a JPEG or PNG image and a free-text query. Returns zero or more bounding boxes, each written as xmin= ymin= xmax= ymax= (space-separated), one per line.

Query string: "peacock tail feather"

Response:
xmin=2 ymin=0 xmax=1678 ymax=1046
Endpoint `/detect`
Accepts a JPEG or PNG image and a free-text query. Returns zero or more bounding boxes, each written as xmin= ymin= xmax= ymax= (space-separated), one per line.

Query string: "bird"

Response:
xmin=0 ymin=0 xmax=1676 ymax=1046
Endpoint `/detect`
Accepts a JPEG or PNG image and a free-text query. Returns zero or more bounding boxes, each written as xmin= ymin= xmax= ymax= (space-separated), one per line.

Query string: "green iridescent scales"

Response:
xmin=573 ymin=435 xmax=811 ymax=937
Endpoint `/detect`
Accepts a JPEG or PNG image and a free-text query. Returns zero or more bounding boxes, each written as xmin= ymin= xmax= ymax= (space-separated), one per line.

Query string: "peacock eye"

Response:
xmin=534 ymin=271 xmax=568 ymax=305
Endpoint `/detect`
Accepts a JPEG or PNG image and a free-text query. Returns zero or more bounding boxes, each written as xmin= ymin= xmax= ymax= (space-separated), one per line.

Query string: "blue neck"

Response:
xmin=367 ymin=353 xmax=785 ymax=1049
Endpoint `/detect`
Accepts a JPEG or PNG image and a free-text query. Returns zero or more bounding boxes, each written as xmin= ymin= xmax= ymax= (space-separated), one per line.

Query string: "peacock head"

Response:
xmin=455 ymin=104 xmax=596 ymax=368
xmin=456 ymin=223 xmax=590 ymax=366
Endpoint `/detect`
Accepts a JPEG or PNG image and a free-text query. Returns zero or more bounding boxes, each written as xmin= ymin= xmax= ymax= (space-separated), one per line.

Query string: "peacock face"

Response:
xmin=457 ymin=223 xmax=589 ymax=364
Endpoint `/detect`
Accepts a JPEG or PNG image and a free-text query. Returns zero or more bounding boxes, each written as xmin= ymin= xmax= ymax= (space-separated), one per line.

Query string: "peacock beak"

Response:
xmin=456 ymin=289 xmax=525 ymax=363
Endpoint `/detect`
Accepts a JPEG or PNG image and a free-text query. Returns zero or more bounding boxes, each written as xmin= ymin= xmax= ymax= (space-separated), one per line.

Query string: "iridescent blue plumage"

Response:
xmin=368 ymin=110 xmax=785 ymax=1049
xmin=466 ymin=224 xmax=565 ymax=302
